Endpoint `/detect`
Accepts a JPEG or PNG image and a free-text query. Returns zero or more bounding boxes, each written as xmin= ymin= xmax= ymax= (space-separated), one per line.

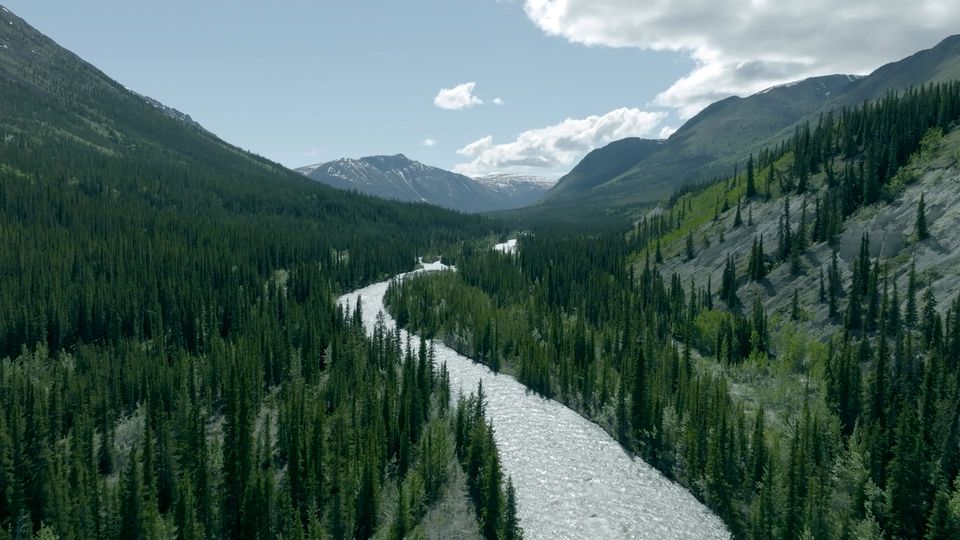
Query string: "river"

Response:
xmin=338 ymin=262 xmax=729 ymax=539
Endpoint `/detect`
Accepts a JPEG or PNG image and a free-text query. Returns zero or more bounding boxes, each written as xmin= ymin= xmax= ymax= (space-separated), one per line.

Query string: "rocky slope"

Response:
xmin=655 ymin=129 xmax=960 ymax=343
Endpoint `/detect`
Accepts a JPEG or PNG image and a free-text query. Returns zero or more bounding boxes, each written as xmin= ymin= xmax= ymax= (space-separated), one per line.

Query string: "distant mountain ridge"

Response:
xmin=472 ymin=173 xmax=555 ymax=208
xmin=297 ymin=155 xmax=552 ymax=212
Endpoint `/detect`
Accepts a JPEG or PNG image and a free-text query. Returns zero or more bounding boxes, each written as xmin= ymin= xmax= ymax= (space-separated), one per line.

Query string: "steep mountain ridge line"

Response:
xmin=530 ymin=34 xmax=960 ymax=221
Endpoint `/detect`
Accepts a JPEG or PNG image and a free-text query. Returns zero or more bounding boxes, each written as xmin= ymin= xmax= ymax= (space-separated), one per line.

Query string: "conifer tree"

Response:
xmin=616 ymin=378 xmax=630 ymax=447
xmin=924 ymin=487 xmax=959 ymax=540
xmin=916 ymin=192 xmax=929 ymax=240
xmin=748 ymin=236 xmax=766 ymax=282
xmin=502 ymin=477 xmax=522 ymax=540
xmin=721 ymin=254 xmax=739 ymax=308
xmin=631 ymin=348 xmax=647 ymax=446
xmin=355 ymin=452 xmax=379 ymax=540
xmin=749 ymin=407 xmax=767 ymax=489
xmin=905 ymin=260 xmax=918 ymax=329
xmin=120 ymin=448 xmax=148 ymax=540
xmin=885 ymin=406 xmax=932 ymax=539
xmin=0 ymin=415 xmax=11 ymax=526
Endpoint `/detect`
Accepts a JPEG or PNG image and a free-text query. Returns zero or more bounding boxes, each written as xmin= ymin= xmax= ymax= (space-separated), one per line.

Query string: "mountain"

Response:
xmin=533 ymin=34 xmax=960 ymax=220
xmin=540 ymin=74 xmax=860 ymax=210
xmin=298 ymin=155 xmax=546 ymax=212
xmin=472 ymin=173 xmax=555 ymax=208
xmin=0 ymin=3 xmax=490 ymax=288
xmin=0 ymin=5 xmax=501 ymax=538
xmin=546 ymin=138 xmax=664 ymax=200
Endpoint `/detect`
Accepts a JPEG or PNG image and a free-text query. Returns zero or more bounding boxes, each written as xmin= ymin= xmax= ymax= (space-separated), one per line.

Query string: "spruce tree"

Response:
xmin=916 ymin=192 xmax=929 ymax=240
xmin=885 ymin=406 xmax=932 ymax=540
xmin=0 ymin=415 xmax=13 ymax=526
xmin=355 ymin=453 xmax=379 ymax=540
xmin=482 ymin=428 xmax=503 ymax=540
xmin=905 ymin=260 xmax=918 ymax=329
xmin=746 ymin=154 xmax=757 ymax=198
xmin=631 ymin=348 xmax=647 ymax=446
xmin=502 ymin=477 xmax=522 ymax=540
xmin=748 ymin=236 xmax=766 ymax=282
xmin=120 ymin=448 xmax=148 ymax=540
xmin=749 ymin=407 xmax=767 ymax=488
xmin=925 ymin=487 xmax=959 ymax=540
xmin=97 ymin=420 xmax=114 ymax=475
xmin=616 ymin=378 xmax=630 ymax=447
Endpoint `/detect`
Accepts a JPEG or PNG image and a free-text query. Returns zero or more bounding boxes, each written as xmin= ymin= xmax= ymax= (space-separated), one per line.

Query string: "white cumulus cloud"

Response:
xmin=523 ymin=0 xmax=960 ymax=117
xmin=433 ymin=82 xmax=484 ymax=110
xmin=493 ymin=97 xmax=504 ymax=105
xmin=658 ymin=125 xmax=677 ymax=139
xmin=454 ymin=107 xmax=666 ymax=176
xmin=422 ymin=138 xmax=437 ymax=147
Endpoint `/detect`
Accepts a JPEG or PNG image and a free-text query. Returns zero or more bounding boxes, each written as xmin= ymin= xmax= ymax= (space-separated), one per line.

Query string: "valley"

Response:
xmin=342 ymin=264 xmax=727 ymax=539
xmin=2 ymin=2 xmax=960 ymax=540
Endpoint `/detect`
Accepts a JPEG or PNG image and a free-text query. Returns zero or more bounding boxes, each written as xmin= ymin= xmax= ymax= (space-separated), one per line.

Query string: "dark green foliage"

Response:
xmin=389 ymin=160 xmax=960 ymax=540
xmin=747 ymin=236 xmax=767 ymax=282
xmin=0 ymin=11 xmax=498 ymax=537
xmin=906 ymin=260 xmax=919 ymax=329
xmin=916 ymin=192 xmax=929 ymax=240
xmin=503 ymin=477 xmax=522 ymax=540
xmin=925 ymin=487 xmax=959 ymax=540
xmin=454 ymin=385 xmax=514 ymax=540
xmin=119 ymin=448 xmax=148 ymax=540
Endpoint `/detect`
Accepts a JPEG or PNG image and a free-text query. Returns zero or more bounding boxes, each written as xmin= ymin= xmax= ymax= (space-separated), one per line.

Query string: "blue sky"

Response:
xmin=3 ymin=1 xmax=689 ymax=176
xmin=5 ymin=1 xmax=958 ymax=178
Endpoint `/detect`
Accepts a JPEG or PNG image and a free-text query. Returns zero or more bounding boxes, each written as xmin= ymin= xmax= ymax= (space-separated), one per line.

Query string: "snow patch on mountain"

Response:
xmin=293 ymin=156 xmax=558 ymax=212
xmin=474 ymin=173 xmax=556 ymax=189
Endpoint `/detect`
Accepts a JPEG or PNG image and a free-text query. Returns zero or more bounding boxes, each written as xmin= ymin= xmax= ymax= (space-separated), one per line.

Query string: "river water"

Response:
xmin=338 ymin=263 xmax=728 ymax=539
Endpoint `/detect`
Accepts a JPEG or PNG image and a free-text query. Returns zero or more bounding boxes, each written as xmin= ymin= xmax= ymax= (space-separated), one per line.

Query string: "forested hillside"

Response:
xmin=387 ymin=82 xmax=960 ymax=539
xmin=0 ymin=5 xmax=520 ymax=539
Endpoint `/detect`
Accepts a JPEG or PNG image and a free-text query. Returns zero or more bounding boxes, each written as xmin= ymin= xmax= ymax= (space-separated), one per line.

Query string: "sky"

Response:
xmin=5 ymin=1 xmax=960 ymax=178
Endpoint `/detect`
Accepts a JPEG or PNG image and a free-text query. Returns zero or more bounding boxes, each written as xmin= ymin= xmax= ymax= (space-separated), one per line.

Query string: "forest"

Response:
xmin=0 ymin=34 xmax=524 ymax=537
xmin=386 ymin=82 xmax=960 ymax=539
